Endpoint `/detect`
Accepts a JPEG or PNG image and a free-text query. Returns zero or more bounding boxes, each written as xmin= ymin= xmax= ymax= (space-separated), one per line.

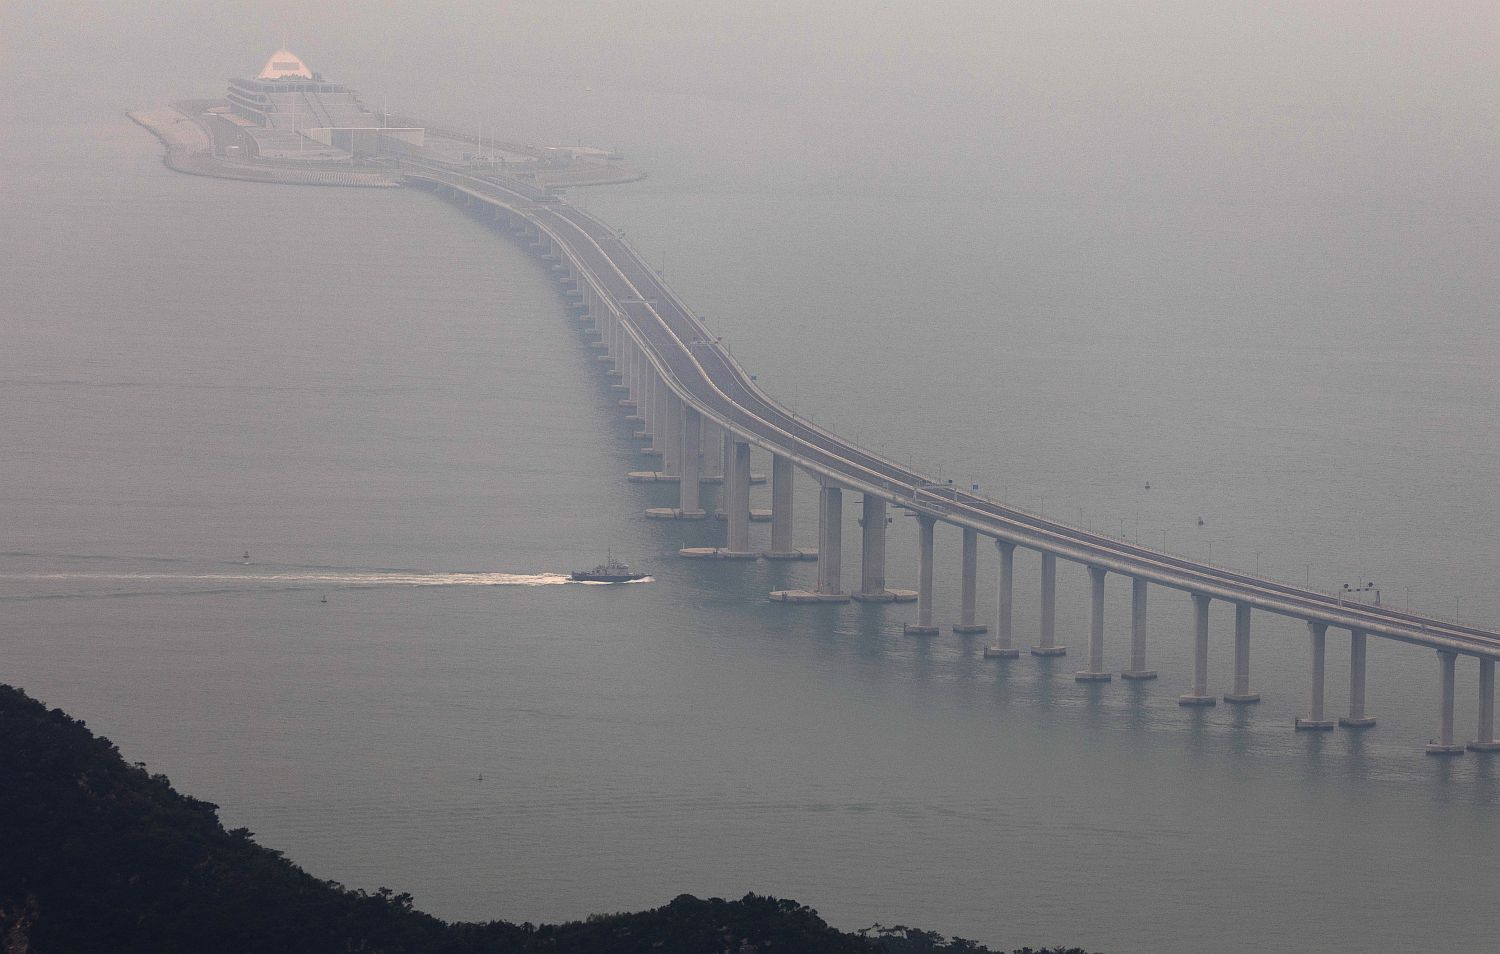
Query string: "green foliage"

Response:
xmin=0 ymin=684 xmax=1100 ymax=954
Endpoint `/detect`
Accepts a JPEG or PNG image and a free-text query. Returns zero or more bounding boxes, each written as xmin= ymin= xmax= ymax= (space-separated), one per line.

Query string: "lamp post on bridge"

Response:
xmin=1339 ymin=581 xmax=1380 ymax=607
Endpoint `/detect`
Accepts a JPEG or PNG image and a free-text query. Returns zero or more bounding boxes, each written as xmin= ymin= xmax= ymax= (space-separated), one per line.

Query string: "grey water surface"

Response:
xmin=3 ymin=6 xmax=1498 ymax=952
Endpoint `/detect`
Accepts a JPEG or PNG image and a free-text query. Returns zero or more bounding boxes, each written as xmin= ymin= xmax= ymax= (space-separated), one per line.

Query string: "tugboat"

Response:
xmin=570 ymin=552 xmax=648 ymax=584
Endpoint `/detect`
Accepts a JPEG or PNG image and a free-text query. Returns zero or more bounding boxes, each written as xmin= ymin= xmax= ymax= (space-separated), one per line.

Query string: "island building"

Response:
xmin=222 ymin=49 xmax=424 ymax=160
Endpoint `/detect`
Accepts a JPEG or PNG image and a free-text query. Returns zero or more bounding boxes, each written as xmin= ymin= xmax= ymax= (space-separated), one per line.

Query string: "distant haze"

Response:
xmin=7 ymin=1 xmax=1499 ymax=202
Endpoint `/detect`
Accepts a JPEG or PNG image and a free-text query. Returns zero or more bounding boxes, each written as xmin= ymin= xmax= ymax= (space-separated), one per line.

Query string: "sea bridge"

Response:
xmin=400 ymin=158 xmax=1499 ymax=756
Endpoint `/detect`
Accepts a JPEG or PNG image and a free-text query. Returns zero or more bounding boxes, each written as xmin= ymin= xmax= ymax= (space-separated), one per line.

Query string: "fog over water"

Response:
xmin=3 ymin=4 xmax=1498 ymax=952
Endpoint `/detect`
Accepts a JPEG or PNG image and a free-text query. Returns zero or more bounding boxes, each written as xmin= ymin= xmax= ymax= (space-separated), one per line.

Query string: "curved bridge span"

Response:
xmin=402 ymin=160 xmax=1498 ymax=754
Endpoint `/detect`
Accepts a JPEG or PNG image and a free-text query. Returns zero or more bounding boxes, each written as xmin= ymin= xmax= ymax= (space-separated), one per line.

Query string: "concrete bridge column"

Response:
xmin=769 ymin=477 xmax=843 ymax=600
xmin=905 ymin=515 xmax=940 ymax=635
xmin=1076 ymin=565 xmax=1111 ymax=681
xmin=984 ymin=540 xmax=1019 ymax=658
xmin=1179 ymin=593 xmax=1216 ymax=706
xmin=1470 ymin=659 xmax=1499 ymax=751
xmin=652 ymin=384 xmax=673 ymax=459
xmin=607 ymin=330 xmax=630 ymax=393
xmin=1427 ymin=650 xmax=1465 ymax=755
xmin=853 ymin=495 xmax=892 ymax=601
xmin=1340 ymin=629 xmax=1375 ymax=728
xmin=765 ymin=455 xmax=796 ymax=557
xmin=815 ymin=483 xmax=846 ymax=596
xmin=661 ymin=391 xmax=683 ymax=475
xmin=676 ymin=404 xmax=705 ymax=518
xmin=953 ymin=528 xmax=986 ymax=634
xmin=1121 ymin=578 xmax=1155 ymax=679
xmin=1031 ymin=552 xmax=1065 ymax=655
xmin=701 ymin=419 xmax=723 ymax=479
xmin=1295 ymin=622 xmax=1336 ymax=730
xmin=1225 ymin=602 xmax=1260 ymax=703
xmin=635 ymin=369 xmax=655 ymax=439
xmin=725 ymin=441 xmax=754 ymax=556
xmin=624 ymin=351 xmax=642 ymax=415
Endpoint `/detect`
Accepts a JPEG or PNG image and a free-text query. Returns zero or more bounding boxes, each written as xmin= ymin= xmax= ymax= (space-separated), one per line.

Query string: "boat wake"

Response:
xmin=0 ymin=566 xmax=661 ymax=602
xmin=2 ymin=569 xmax=576 ymax=587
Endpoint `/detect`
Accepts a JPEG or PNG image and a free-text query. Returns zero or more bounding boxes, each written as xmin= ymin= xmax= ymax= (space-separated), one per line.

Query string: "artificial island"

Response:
xmin=131 ymin=51 xmax=1500 ymax=757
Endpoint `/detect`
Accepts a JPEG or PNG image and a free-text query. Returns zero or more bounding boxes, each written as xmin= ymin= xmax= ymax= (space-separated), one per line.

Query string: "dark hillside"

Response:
xmin=0 ymin=684 xmax=1093 ymax=954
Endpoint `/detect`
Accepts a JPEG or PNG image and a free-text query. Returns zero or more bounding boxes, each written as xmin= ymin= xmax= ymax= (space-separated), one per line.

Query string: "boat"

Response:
xmin=570 ymin=553 xmax=648 ymax=583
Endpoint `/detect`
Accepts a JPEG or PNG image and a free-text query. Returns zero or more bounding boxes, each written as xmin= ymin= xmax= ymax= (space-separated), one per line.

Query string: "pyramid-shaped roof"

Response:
xmin=257 ymin=48 xmax=313 ymax=80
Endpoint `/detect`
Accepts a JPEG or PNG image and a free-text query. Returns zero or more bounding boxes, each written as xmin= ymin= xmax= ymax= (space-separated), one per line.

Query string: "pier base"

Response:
xmin=1466 ymin=740 xmax=1500 ymax=752
xmin=645 ymin=508 xmax=707 ymax=520
xmin=904 ymin=623 xmax=940 ymax=636
xmin=983 ymin=647 xmax=1021 ymax=659
xmin=714 ymin=508 xmax=772 ymax=522
xmin=1121 ymin=670 xmax=1158 ymax=681
xmin=1425 ymin=742 xmax=1466 ymax=756
xmin=953 ymin=624 xmax=988 ymax=635
xmin=678 ymin=547 xmax=759 ymax=560
xmin=628 ymin=472 xmax=679 ymax=483
xmin=769 ymin=590 xmax=851 ymax=604
xmin=1338 ymin=716 xmax=1377 ymax=729
xmin=1178 ymin=694 xmax=1217 ymax=707
xmin=763 ymin=548 xmax=818 ymax=561
xmin=1294 ymin=719 xmax=1337 ymax=731
xmin=1030 ymin=646 xmax=1067 ymax=657
xmin=1075 ymin=671 xmax=1113 ymax=682
xmin=852 ymin=589 xmax=917 ymax=603
xmin=1224 ymin=693 xmax=1262 ymax=704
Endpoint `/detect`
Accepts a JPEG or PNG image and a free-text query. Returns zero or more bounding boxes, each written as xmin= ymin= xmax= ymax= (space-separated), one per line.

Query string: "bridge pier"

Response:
xmin=645 ymin=403 xmax=705 ymax=519
xmin=1470 ymin=658 xmax=1499 ymax=751
xmin=1340 ymin=629 xmax=1375 ymax=728
xmin=953 ymin=528 xmax=987 ymax=633
xmin=608 ymin=330 xmax=631 ymax=391
xmin=851 ymin=495 xmax=908 ymax=601
xmin=815 ymin=484 xmax=848 ymax=598
xmin=1076 ymin=565 xmax=1111 ymax=681
xmin=1427 ymin=650 xmax=1465 ymax=755
xmin=634 ymin=369 xmax=655 ymax=439
xmin=1179 ymin=593 xmax=1216 ymax=706
xmin=854 ymin=495 xmax=887 ymax=598
xmin=1121 ymin=577 xmax=1155 ymax=678
xmin=763 ymin=455 xmax=797 ymax=557
xmin=1031 ymin=552 xmax=1065 ymax=655
xmin=984 ymin=540 xmax=1019 ymax=658
xmin=684 ymin=440 xmax=758 ymax=559
xmin=1295 ymin=622 xmax=1336 ymax=730
xmin=662 ymin=391 xmax=683 ymax=475
xmin=645 ymin=382 xmax=672 ymax=459
xmin=1224 ymin=602 xmax=1260 ymax=703
xmin=769 ymin=477 xmax=842 ymax=600
xmin=701 ymin=419 xmax=723 ymax=479
xmin=679 ymin=405 xmax=702 ymax=513
xmin=624 ymin=354 xmax=643 ymax=418
xmin=904 ymin=514 xmax=939 ymax=635
xmin=726 ymin=442 xmax=753 ymax=554
xmin=720 ymin=430 xmax=733 ymax=494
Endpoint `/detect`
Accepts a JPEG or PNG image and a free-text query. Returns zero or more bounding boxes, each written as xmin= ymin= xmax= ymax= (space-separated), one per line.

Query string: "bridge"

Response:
xmin=399 ymin=159 xmax=1498 ymax=756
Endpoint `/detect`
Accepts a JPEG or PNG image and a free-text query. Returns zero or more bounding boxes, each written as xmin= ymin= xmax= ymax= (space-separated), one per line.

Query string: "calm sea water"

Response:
xmin=3 ymin=76 xmax=1498 ymax=954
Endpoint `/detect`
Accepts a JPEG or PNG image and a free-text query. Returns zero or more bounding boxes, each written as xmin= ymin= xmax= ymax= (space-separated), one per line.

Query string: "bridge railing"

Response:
xmin=403 ymin=162 xmax=1500 ymax=656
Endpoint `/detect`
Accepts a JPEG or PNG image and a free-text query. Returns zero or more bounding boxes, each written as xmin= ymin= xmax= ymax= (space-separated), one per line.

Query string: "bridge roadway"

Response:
xmin=399 ymin=158 xmax=1498 ymax=752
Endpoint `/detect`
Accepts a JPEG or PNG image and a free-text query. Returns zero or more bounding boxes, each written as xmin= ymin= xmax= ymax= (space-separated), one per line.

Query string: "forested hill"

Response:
xmin=0 ymin=684 xmax=1094 ymax=954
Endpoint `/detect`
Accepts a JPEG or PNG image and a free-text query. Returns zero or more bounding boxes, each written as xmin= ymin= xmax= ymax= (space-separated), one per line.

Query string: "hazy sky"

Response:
xmin=5 ymin=1 xmax=1498 ymax=204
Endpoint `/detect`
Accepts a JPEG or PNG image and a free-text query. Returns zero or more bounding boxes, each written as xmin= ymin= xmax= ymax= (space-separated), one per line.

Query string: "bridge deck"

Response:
xmin=401 ymin=160 xmax=1499 ymax=662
